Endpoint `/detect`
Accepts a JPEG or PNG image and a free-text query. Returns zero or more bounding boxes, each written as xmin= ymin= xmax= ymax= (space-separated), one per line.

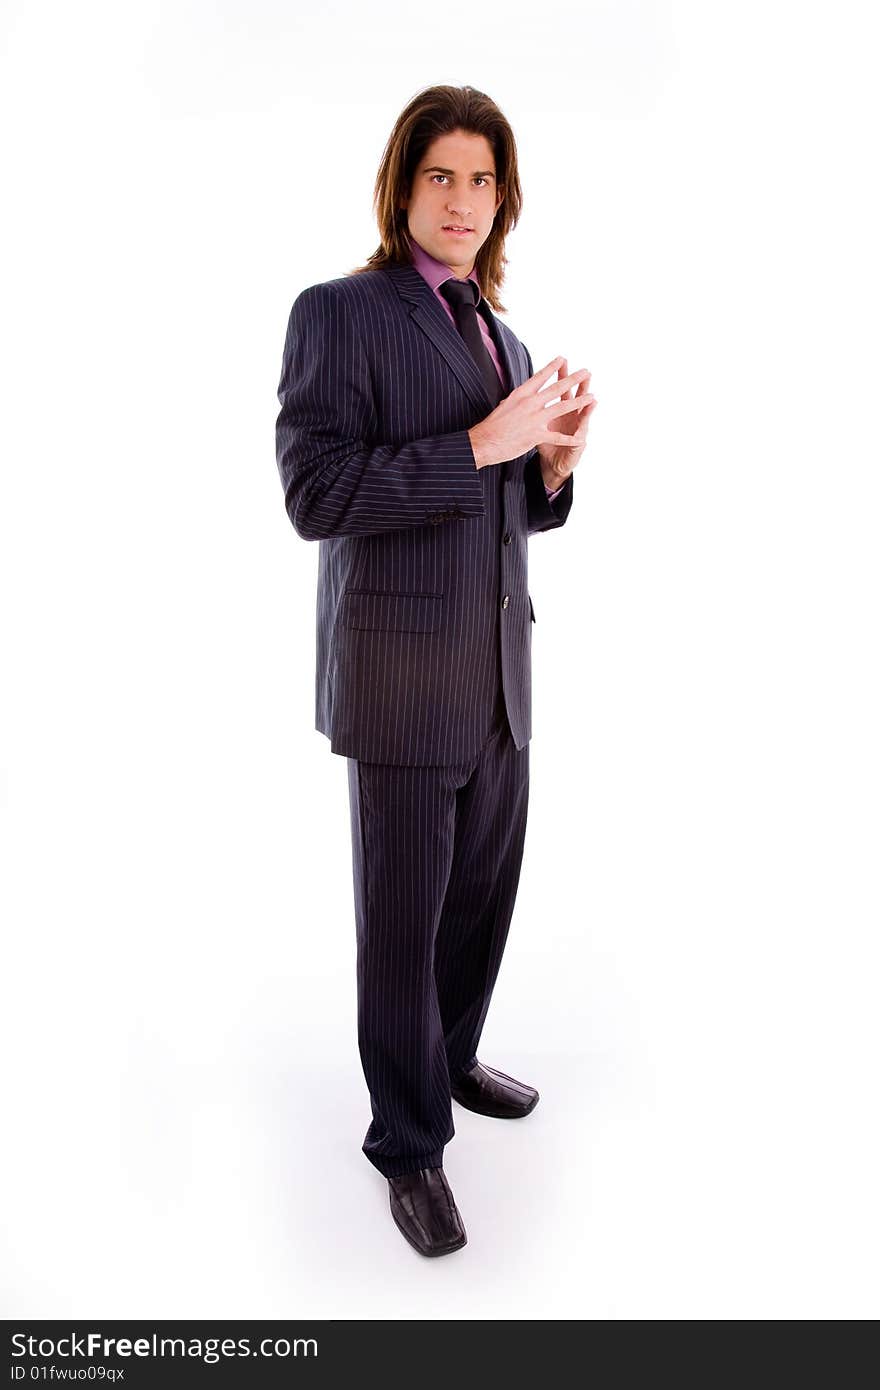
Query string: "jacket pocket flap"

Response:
xmin=340 ymin=589 xmax=443 ymax=633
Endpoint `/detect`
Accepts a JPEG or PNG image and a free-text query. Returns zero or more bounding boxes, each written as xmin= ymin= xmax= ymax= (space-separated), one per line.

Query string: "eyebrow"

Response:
xmin=423 ymin=166 xmax=496 ymax=180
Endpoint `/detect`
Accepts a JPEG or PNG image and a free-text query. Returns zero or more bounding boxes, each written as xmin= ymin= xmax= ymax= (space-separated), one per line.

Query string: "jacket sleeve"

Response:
xmin=521 ymin=344 xmax=574 ymax=535
xmin=275 ymin=281 xmax=487 ymax=541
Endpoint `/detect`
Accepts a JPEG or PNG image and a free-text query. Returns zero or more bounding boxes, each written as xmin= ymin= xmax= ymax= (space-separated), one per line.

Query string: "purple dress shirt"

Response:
xmin=408 ymin=235 xmax=565 ymax=502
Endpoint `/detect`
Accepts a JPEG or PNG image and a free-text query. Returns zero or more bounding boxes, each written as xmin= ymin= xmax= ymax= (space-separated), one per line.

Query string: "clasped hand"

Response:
xmin=468 ymin=356 xmax=597 ymax=483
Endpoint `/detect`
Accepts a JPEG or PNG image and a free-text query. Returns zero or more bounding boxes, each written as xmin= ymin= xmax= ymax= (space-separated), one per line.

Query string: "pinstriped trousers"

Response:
xmin=346 ymin=709 xmax=530 ymax=1178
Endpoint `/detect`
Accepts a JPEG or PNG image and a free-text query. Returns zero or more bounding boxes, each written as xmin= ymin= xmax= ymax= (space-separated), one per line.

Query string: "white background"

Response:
xmin=1 ymin=0 xmax=878 ymax=1319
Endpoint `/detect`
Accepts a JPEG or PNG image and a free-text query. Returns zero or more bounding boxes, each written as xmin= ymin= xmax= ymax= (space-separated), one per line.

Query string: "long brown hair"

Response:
xmin=347 ymin=84 xmax=524 ymax=315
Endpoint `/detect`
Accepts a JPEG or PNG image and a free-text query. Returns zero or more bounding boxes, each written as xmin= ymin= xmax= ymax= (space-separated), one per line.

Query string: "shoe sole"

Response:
xmin=450 ymin=1092 xmax=539 ymax=1119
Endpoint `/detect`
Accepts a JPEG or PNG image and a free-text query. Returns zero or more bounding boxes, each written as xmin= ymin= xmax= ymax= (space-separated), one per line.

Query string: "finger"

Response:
xmin=538 ymin=369 xmax=590 ymax=400
xmin=533 ymin=356 xmax=567 ymax=386
xmin=546 ymin=427 xmax=589 ymax=446
xmin=566 ymin=370 xmax=592 ymax=404
xmin=544 ymin=393 xmax=595 ymax=420
xmin=558 ymin=357 xmax=570 ymax=399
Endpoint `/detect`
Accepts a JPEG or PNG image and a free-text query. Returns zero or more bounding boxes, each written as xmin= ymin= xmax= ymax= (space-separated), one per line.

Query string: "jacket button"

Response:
xmin=501 ymin=594 xmax=510 ymax=609
xmin=503 ymin=532 xmax=512 ymax=544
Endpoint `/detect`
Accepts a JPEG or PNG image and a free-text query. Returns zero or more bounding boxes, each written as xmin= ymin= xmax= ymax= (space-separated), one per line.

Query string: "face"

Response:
xmin=400 ymin=128 xmax=504 ymax=279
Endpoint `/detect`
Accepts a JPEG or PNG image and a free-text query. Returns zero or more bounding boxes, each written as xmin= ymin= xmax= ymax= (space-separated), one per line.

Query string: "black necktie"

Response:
xmin=438 ymin=277 xmax=503 ymax=408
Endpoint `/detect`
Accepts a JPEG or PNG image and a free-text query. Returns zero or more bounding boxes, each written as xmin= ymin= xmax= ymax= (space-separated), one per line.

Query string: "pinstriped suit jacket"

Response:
xmin=275 ymin=262 xmax=574 ymax=766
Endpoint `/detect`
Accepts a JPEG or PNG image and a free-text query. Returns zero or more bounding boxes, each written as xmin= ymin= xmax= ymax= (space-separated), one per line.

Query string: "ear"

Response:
xmin=495 ymin=186 xmax=505 ymax=213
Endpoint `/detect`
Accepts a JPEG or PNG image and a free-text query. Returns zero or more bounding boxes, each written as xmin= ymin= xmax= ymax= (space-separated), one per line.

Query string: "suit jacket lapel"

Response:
xmin=384 ymin=263 xmax=524 ymax=483
xmin=384 ymin=264 xmax=498 ymax=413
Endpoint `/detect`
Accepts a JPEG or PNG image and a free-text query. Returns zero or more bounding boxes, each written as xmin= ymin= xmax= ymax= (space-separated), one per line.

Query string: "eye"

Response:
xmin=430 ymin=175 xmax=490 ymax=186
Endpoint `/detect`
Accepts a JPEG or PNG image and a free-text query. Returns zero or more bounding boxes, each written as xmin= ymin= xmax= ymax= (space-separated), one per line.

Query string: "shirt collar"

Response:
xmin=407 ymin=231 xmax=483 ymax=305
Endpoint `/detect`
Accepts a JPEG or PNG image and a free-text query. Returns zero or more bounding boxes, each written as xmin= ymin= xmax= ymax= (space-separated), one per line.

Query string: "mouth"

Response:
xmin=442 ymin=225 xmax=474 ymax=235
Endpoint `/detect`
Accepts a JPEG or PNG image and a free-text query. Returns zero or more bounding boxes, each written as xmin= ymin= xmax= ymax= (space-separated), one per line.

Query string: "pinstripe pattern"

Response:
xmin=406 ymin=232 xmax=566 ymax=503
xmin=275 ymin=256 xmax=574 ymax=1178
xmin=275 ymin=262 xmax=574 ymax=767
xmin=347 ymin=717 xmax=529 ymax=1177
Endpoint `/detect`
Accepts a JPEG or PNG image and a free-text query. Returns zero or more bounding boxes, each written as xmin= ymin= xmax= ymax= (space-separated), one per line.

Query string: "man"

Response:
xmin=275 ymin=85 xmax=596 ymax=1257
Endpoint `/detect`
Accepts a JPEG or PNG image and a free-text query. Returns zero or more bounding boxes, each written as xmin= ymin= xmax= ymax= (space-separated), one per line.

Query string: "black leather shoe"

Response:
xmin=450 ymin=1061 xmax=539 ymax=1118
xmin=387 ymin=1166 xmax=467 ymax=1257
